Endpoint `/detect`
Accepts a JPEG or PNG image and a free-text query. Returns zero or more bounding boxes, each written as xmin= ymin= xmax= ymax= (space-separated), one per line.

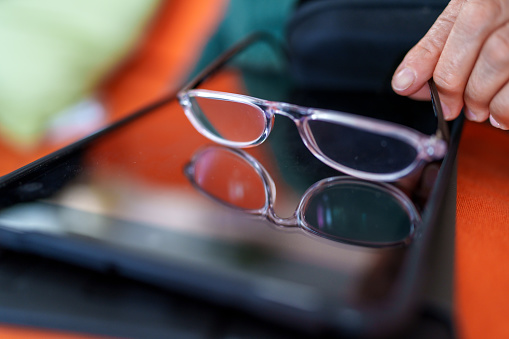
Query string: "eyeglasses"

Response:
xmin=184 ymin=145 xmax=420 ymax=247
xmin=178 ymin=33 xmax=449 ymax=182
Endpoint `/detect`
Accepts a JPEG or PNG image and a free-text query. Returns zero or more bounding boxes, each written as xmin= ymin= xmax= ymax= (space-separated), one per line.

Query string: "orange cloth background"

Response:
xmin=1 ymin=1 xmax=509 ymax=338
xmin=456 ymin=120 xmax=509 ymax=339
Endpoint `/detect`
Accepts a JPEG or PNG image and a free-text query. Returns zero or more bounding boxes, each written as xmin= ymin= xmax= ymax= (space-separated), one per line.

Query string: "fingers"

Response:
xmin=489 ymin=82 xmax=509 ymax=130
xmin=392 ymin=0 xmax=464 ymax=97
xmin=465 ymin=21 xmax=509 ymax=127
xmin=407 ymin=83 xmax=433 ymax=101
xmin=393 ymin=0 xmax=509 ymax=130
xmin=433 ymin=0 xmax=509 ymax=121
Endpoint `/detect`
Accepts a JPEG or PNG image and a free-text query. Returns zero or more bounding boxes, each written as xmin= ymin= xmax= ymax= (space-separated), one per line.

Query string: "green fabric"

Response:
xmin=0 ymin=0 xmax=161 ymax=147
xmin=190 ymin=0 xmax=297 ymax=79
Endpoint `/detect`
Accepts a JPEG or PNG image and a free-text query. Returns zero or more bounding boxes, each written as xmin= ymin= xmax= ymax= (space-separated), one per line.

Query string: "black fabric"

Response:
xmin=286 ymin=0 xmax=449 ymax=92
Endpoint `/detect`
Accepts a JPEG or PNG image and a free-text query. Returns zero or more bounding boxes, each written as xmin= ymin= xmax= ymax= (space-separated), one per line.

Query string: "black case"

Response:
xmin=287 ymin=0 xmax=448 ymax=91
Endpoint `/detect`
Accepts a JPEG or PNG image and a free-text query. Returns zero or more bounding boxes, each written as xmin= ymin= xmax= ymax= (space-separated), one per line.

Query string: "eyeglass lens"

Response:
xmin=307 ymin=120 xmax=418 ymax=174
xmin=189 ymin=97 xmax=266 ymax=143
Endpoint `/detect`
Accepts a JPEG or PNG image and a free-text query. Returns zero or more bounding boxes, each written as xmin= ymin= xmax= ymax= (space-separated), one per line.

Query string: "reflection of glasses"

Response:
xmin=178 ymin=33 xmax=449 ymax=182
xmin=184 ymin=146 xmax=420 ymax=247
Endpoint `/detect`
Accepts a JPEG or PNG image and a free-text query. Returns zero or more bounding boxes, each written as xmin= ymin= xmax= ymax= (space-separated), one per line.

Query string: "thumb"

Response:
xmin=392 ymin=0 xmax=464 ymax=97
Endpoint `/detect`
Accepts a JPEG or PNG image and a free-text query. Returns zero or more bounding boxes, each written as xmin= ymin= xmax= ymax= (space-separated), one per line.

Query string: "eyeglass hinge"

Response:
xmin=423 ymin=136 xmax=448 ymax=160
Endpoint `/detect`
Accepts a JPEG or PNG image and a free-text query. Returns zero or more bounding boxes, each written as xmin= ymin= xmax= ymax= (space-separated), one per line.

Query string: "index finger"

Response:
xmin=392 ymin=0 xmax=464 ymax=97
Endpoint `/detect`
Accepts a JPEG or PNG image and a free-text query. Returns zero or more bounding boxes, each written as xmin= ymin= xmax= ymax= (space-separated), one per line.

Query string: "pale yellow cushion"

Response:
xmin=0 ymin=0 xmax=161 ymax=147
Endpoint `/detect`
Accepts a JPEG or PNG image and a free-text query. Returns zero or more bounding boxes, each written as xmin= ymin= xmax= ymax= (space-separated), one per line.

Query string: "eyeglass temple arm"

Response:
xmin=428 ymin=79 xmax=450 ymax=143
xmin=180 ymin=32 xmax=287 ymax=92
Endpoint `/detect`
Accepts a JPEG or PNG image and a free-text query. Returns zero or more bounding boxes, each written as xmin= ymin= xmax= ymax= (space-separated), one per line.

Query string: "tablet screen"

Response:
xmin=0 ymin=36 xmax=444 ymax=333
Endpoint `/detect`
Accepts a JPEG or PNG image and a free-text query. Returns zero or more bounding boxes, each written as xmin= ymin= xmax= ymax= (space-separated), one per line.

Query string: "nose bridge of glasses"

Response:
xmin=270 ymin=101 xmax=312 ymax=122
xmin=265 ymin=207 xmax=299 ymax=228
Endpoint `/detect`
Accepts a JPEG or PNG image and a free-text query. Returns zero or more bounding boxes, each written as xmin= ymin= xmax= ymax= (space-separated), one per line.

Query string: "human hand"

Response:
xmin=391 ymin=0 xmax=509 ymax=130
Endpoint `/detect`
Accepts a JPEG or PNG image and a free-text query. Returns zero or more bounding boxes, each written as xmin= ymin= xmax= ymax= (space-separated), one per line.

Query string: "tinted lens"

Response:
xmin=190 ymin=148 xmax=267 ymax=210
xmin=307 ymin=120 xmax=418 ymax=174
xmin=302 ymin=182 xmax=414 ymax=245
xmin=190 ymin=97 xmax=266 ymax=143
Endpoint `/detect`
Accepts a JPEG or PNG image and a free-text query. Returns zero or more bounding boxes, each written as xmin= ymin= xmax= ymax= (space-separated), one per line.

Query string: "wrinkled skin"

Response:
xmin=392 ymin=0 xmax=509 ymax=130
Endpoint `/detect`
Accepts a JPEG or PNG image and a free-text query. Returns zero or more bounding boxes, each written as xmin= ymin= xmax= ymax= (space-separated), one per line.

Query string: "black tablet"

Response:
xmin=0 ymin=34 xmax=462 ymax=337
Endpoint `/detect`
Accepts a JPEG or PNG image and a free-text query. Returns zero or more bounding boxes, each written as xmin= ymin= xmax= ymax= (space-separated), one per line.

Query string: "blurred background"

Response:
xmin=1 ymin=1 xmax=509 ymax=339
xmin=0 ymin=0 xmax=296 ymax=175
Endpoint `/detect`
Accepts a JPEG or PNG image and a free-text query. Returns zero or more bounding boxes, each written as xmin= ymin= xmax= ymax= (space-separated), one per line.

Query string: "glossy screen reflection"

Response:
xmin=302 ymin=182 xmax=415 ymax=244
xmin=191 ymin=144 xmax=266 ymax=210
xmin=0 ymin=33 xmax=451 ymax=334
xmin=185 ymin=146 xmax=420 ymax=247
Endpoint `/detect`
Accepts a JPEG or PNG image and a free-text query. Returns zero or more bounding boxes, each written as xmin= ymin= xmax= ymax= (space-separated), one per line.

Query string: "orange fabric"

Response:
xmin=456 ymin=121 xmax=509 ymax=339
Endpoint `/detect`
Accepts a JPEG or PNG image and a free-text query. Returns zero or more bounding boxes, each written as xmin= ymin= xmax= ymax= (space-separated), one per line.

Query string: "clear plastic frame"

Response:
xmin=184 ymin=145 xmax=421 ymax=247
xmin=178 ymin=33 xmax=450 ymax=182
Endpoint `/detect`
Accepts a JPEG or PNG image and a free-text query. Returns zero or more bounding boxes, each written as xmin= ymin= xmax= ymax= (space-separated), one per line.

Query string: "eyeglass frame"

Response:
xmin=178 ymin=32 xmax=450 ymax=182
xmin=184 ymin=145 xmax=421 ymax=247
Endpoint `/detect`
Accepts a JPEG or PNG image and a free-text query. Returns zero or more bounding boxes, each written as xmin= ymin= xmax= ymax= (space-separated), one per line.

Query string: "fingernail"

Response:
xmin=392 ymin=67 xmax=416 ymax=91
xmin=441 ymin=102 xmax=452 ymax=120
xmin=464 ymin=108 xmax=478 ymax=121
xmin=489 ymin=115 xmax=508 ymax=130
